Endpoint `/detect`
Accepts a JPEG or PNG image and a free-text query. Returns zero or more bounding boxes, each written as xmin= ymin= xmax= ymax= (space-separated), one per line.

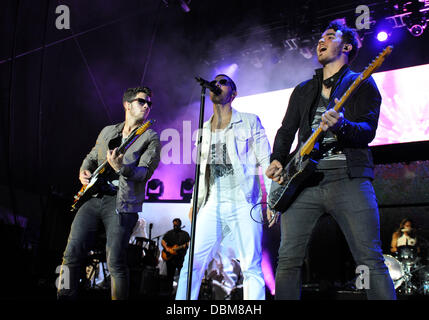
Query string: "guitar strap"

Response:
xmin=317 ymin=66 xmax=357 ymax=157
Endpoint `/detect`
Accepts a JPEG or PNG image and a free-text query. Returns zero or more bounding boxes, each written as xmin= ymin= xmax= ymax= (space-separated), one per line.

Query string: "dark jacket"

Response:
xmin=80 ymin=122 xmax=161 ymax=212
xmin=271 ymin=65 xmax=381 ymax=179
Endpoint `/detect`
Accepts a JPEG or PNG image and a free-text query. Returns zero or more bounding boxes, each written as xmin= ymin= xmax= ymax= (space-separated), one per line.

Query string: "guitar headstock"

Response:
xmin=361 ymin=46 xmax=393 ymax=81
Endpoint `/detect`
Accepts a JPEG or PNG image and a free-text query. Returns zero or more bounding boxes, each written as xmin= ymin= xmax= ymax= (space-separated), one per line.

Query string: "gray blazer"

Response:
xmin=80 ymin=122 xmax=161 ymax=212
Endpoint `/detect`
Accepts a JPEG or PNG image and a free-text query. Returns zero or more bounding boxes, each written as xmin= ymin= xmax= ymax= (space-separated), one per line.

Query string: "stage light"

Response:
xmin=178 ymin=0 xmax=191 ymax=13
xmin=377 ymin=31 xmax=389 ymax=42
xmin=147 ymin=179 xmax=164 ymax=201
xmin=213 ymin=63 xmax=239 ymax=79
xmin=180 ymin=178 xmax=194 ymax=202
xmin=395 ymin=0 xmax=428 ymax=37
xmin=299 ymin=47 xmax=313 ymax=59
xmin=163 ymin=0 xmax=191 ymax=13
xmin=250 ymin=56 xmax=264 ymax=69
xmin=373 ymin=16 xmax=394 ymax=44
xmin=282 ymin=38 xmax=299 ymax=51
xmin=408 ymin=23 xmax=426 ymax=37
xmin=405 ymin=10 xmax=427 ymax=37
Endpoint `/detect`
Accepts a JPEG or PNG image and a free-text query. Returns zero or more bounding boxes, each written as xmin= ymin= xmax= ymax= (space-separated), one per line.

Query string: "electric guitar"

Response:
xmin=162 ymin=244 xmax=187 ymax=261
xmin=268 ymin=46 xmax=393 ymax=213
xmin=70 ymin=119 xmax=155 ymax=212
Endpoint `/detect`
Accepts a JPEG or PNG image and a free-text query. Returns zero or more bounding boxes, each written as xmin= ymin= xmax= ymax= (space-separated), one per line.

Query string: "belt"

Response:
xmin=322 ymin=149 xmax=344 ymax=157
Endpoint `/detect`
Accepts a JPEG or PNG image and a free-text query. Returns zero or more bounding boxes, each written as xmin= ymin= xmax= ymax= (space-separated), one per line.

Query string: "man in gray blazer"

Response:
xmin=57 ymin=86 xmax=161 ymax=300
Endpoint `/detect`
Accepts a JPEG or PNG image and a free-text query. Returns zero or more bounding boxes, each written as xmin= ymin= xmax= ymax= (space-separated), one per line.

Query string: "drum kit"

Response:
xmin=199 ymin=256 xmax=243 ymax=300
xmin=384 ymin=245 xmax=429 ymax=295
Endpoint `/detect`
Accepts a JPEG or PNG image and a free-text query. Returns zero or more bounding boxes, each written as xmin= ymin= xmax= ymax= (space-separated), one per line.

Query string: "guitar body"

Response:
xmin=71 ymin=172 xmax=104 ymax=212
xmin=268 ymin=153 xmax=319 ymax=213
xmin=161 ymin=250 xmax=172 ymax=261
xmin=162 ymin=244 xmax=186 ymax=261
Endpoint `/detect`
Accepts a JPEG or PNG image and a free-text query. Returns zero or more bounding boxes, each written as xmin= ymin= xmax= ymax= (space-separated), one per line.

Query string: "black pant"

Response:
xmin=275 ymin=168 xmax=396 ymax=300
xmin=57 ymin=195 xmax=138 ymax=300
xmin=166 ymin=257 xmax=184 ymax=294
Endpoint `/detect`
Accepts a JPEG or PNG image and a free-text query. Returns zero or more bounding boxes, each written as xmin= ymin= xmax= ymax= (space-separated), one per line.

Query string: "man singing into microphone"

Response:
xmin=175 ymin=74 xmax=273 ymax=300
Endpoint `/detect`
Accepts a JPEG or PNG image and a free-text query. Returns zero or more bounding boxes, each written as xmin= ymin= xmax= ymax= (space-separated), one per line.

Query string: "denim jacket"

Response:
xmin=192 ymin=108 xmax=272 ymax=210
xmin=80 ymin=122 xmax=161 ymax=212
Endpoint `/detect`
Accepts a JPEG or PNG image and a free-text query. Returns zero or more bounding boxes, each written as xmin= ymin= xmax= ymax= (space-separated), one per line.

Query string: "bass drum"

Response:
xmin=397 ymin=245 xmax=417 ymax=265
xmin=384 ymin=254 xmax=404 ymax=289
xmin=419 ymin=266 xmax=429 ymax=295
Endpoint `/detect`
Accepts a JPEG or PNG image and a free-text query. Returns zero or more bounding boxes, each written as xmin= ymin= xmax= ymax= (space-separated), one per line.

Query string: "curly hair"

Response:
xmin=325 ymin=21 xmax=360 ymax=63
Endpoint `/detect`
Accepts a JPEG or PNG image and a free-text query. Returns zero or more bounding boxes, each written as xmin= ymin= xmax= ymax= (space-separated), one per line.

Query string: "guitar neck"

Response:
xmin=92 ymin=119 xmax=154 ymax=176
xmin=172 ymin=244 xmax=186 ymax=251
xmin=117 ymin=120 xmax=153 ymax=154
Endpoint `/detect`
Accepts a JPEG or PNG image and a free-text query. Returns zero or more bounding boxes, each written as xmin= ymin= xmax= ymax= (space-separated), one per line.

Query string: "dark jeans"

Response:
xmin=275 ymin=168 xmax=396 ymax=300
xmin=57 ymin=195 xmax=138 ymax=300
xmin=166 ymin=257 xmax=184 ymax=295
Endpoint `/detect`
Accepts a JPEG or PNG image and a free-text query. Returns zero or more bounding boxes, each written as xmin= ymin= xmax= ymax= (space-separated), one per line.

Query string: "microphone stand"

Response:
xmin=149 ymin=223 xmax=153 ymax=240
xmin=186 ymin=84 xmax=207 ymax=300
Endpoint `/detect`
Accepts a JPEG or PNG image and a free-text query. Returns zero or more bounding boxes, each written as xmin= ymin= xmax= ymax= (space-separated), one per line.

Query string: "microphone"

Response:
xmin=195 ymin=77 xmax=222 ymax=95
xmin=181 ymin=225 xmax=186 ymax=229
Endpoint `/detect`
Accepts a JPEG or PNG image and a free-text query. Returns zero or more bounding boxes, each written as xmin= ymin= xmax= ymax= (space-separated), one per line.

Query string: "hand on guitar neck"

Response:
xmin=106 ymin=147 xmax=124 ymax=173
xmin=320 ymin=98 xmax=343 ymax=132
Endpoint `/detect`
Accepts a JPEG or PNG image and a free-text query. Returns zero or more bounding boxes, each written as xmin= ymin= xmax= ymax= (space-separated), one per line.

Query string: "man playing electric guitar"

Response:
xmin=161 ymin=218 xmax=190 ymax=297
xmin=265 ymin=21 xmax=396 ymax=300
xmin=57 ymin=86 xmax=161 ymax=300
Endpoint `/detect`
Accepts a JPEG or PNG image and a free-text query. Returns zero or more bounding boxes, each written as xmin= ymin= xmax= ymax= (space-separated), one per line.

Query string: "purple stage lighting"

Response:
xmin=377 ymin=31 xmax=389 ymax=42
xmin=213 ymin=63 xmax=239 ymax=79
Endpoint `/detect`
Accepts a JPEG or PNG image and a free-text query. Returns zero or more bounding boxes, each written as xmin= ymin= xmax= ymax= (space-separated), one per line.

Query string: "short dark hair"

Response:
xmin=173 ymin=218 xmax=182 ymax=226
xmin=325 ymin=21 xmax=360 ymax=63
xmin=122 ymin=86 xmax=152 ymax=104
xmin=215 ymin=74 xmax=237 ymax=92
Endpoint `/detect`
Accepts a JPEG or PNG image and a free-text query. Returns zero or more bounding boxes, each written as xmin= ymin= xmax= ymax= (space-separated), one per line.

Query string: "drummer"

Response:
xmin=390 ymin=218 xmax=420 ymax=254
